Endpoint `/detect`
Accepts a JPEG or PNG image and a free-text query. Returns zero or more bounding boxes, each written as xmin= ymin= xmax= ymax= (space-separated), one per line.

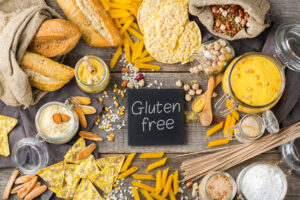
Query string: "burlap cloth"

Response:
xmin=0 ymin=0 xmax=60 ymax=107
xmin=189 ymin=0 xmax=271 ymax=40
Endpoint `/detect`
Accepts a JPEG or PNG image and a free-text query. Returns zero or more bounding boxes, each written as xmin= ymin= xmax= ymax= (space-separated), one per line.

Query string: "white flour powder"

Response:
xmin=240 ymin=164 xmax=285 ymax=200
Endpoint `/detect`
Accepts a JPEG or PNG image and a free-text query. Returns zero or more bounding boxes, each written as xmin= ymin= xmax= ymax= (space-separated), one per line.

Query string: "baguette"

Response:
xmin=57 ymin=0 xmax=123 ymax=47
xmin=29 ymin=19 xmax=81 ymax=57
xmin=20 ymin=51 xmax=74 ymax=92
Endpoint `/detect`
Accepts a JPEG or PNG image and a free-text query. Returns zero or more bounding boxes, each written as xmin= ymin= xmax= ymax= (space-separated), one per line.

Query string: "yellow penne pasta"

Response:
xmin=146 ymin=157 xmax=167 ymax=172
xmin=110 ymin=2 xmax=131 ymax=9
xmin=120 ymin=152 xmax=136 ymax=172
xmin=161 ymin=168 xmax=169 ymax=188
xmin=223 ymin=114 xmax=232 ymax=136
xmin=118 ymin=166 xmax=139 ymax=179
xmin=110 ymin=46 xmax=122 ymax=68
xmin=114 ymin=19 xmax=121 ymax=28
xmin=140 ymin=152 xmax=164 ymax=159
xmin=132 ymin=181 xmax=156 ymax=193
xmin=141 ymin=189 xmax=154 ymax=200
xmin=130 ymin=22 xmax=139 ymax=30
xmin=173 ymin=171 xmax=179 ymax=195
xmin=134 ymin=56 xmax=155 ymax=64
xmin=109 ymin=10 xmax=131 ymax=18
xmin=169 ymin=187 xmax=176 ymax=200
xmin=140 ymin=49 xmax=149 ymax=58
xmin=127 ymin=27 xmax=143 ymax=40
xmin=111 ymin=0 xmax=131 ymax=4
xmin=207 ymin=138 xmax=230 ymax=148
xmin=99 ymin=0 xmax=110 ymax=10
xmin=124 ymin=38 xmax=131 ymax=62
xmin=124 ymin=31 xmax=134 ymax=50
xmin=232 ymin=110 xmax=240 ymax=121
xmin=156 ymin=170 xmax=162 ymax=193
xmin=131 ymin=41 xmax=139 ymax=62
xmin=120 ymin=17 xmax=132 ymax=24
xmin=120 ymin=17 xmax=134 ymax=34
xmin=150 ymin=192 xmax=167 ymax=200
xmin=132 ymin=174 xmax=156 ymax=181
xmin=162 ymin=174 xmax=174 ymax=197
xmin=135 ymin=40 xmax=144 ymax=59
xmin=135 ymin=63 xmax=161 ymax=71
xmin=206 ymin=121 xmax=224 ymax=137
xmin=128 ymin=6 xmax=138 ymax=17
xmin=132 ymin=187 xmax=141 ymax=200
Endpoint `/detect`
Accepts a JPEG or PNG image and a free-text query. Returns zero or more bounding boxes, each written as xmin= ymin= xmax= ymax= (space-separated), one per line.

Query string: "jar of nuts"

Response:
xmin=189 ymin=39 xmax=234 ymax=76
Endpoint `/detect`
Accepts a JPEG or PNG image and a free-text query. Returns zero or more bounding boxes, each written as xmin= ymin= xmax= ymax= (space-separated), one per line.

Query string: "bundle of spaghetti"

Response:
xmin=181 ymin=122 xmax=300 ymax=182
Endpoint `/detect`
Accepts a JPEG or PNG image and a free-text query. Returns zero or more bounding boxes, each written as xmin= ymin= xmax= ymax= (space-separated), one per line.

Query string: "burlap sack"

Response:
xmin=0 ymin=0 xmax=60 ymax=107
xmin=189 ymin=0 xmax=271 ymax=40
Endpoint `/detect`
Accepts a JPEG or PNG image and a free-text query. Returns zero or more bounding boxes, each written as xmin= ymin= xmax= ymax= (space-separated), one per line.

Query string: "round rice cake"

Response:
xmin=138 ymin=0 xmax=202 ymax=64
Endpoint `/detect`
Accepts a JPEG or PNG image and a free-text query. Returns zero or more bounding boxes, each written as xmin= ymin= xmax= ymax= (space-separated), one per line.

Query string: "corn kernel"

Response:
xmin=115 ymin=103 xmax=120 ymax=107
xmin=103 ymin=90 xmax=108 ymax=95
xmin=118 ymin=89 xmax=122 ymax=94
xmin=121 ymin=92 xmax=125 ymax=98
xmin=119 ymin=112 xmax=124 ymax=116
xmin=106 ymin=113 xmax=111 ymax=117
xmin=105 ymin=107 xmax=110 ymax=112
xmin=120 ymin=107 xmax=124 ymax=112
xmin=113 ymin=184 xmax=117 ymax=188
xmin=108 ymin=137 xmax=114 ymax=142
xmin=100 ymin=125 xmax=104 ymax=130
xmin=105 ymin=126 xmax=108 ymax=129
xmin=108 ymin=123 xmax=112 ymax=127
xmin=113 ymin=88 xmax=118 ymax=93
xmin=113 ymin=96 xmax=117 ymax=100
xmin=99 ymin=97 xmax=103 ymax=103
xmin=110 ymin=133 xmax=114 ymax=137
xmin=114 ymin=84 xmax=118 ymax=89
xmin=104 ymin=195 xmax=107 ymax=198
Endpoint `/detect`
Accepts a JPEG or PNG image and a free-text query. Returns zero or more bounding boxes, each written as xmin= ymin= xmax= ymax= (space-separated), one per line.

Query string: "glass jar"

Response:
xmin=35 ymin=101 xmax=79 ymax=144
xmin=190 ymin=39 xmax=235 ymax=76
xmin=75 ymin=55 xmax=110 ymax=93
xmin=12 ymin=138 xmax=48 ymax=174
xmin=199 ymin=171 xmax=237 ymax=200
xmin=236 ymin=162 xmax=287 ymax=200
xmin=232 ymin=110 xmax=279 ymax=143
xmin=217 ymin=23 xmax=300 ymax=115
xmin=280 ymin=137 xmax=300 ymax=176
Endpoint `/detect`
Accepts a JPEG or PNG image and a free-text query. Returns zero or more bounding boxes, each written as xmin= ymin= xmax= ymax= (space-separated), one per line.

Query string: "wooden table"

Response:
xmin=1 ymin=0 xmax=300 ymax=199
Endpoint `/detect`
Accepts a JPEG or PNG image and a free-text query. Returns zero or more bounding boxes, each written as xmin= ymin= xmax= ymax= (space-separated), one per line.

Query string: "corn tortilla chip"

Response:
xmin=75 ymin=155 xmax=100 ymax=178
xmin=0 ymin=134 xmax=9 ymax=157
xmin=64 ymin=137 xmax=86 ymax=164
xmin=0 ymin=115 xmax=18 ymax=135
xmin=73 ymin=179 xmax=102 ymax=200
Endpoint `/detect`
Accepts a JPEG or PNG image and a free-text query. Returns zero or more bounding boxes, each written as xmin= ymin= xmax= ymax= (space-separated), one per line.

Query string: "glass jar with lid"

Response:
xmin=232 ymin=110 xmax=279 ymax=143
xmin=35 ymin=101 xmax=79 ymax=144
xmin=280 ymin=137 xmax=300 ymax=176
xmin=217 ymin=23 xmax=300 ymax=115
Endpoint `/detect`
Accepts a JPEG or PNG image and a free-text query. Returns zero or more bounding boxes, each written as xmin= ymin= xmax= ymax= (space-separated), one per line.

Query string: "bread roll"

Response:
xmin=29 ymin=19 xmax=81 ymax=57
xmin=20 ymin=51 xmax=74 ymax=92
xmin=57 ymin=0 xmax=123 ymax=47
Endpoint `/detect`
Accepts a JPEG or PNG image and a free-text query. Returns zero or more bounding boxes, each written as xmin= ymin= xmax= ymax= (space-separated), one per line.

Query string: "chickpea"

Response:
xmin=192 ymin=83 xmax=199 ymax=90
xmin=176 ymin=80 xmax=183 ymax=87
xmin=183 ymin=84 xmax=190 ymax=91
xmin=196 ymin=89 xmax=203 ymax=95
xmin=188 ymin=90 xmax=196 ymax=96
xmin=185 ymin=94 xmax=192 ymax=102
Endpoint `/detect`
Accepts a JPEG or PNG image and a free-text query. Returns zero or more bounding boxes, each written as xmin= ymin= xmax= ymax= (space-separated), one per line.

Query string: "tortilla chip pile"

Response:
xmin=138 ymin=0 xmax=202 ymax=64
xmin=0 ymin=115 xmax=18 ymax=157
xmin=37 ymin=137 xmax=125 ymax=199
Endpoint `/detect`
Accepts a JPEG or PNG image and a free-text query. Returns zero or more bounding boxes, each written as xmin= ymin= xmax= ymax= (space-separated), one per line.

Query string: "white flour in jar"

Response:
xmin=240 ymin=164 xmax=285 ymax=200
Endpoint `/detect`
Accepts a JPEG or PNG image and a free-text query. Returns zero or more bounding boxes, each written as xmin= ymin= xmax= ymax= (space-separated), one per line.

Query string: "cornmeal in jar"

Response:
xmin=230 ymin=55 xmax=282 ymax=106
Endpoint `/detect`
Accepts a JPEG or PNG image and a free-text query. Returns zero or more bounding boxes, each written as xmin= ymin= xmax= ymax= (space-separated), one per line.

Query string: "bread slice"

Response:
xmin=57 ymin=0 xmax=123 ymax=47
xmin=21 ymin=51 xmax=74 ymax=82
xmin=23 ymin=68 xmax=67 ymax=92
xmin=29 ymin=19 xmax=82 ymax=57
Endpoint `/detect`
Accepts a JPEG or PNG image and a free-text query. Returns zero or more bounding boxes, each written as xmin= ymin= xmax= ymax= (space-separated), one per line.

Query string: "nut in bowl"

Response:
xmin=35 ymin=102 xmax=79 ymax=144
xmin=190 ymin=39 xmax=235 ymax=76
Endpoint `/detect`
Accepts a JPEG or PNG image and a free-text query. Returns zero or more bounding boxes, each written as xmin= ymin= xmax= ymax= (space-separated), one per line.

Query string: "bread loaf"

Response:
xmin=56 ymin=0 xmax=123 ymax=47
xmin=20 ymin=51 xmax=75 ymax=92
xmin=29 ymin=19 xmax=81 ymax=57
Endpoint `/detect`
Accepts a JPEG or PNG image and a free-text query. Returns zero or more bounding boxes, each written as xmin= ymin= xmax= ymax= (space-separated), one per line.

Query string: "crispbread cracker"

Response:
xmin=0 ymin=134 xmax=10 ymax=157
xmin=73 ymin=179 xmax=102 ymax=200
xmin=75 ymin=155 xmax=100 ymax=178
xmin=56 ymin=164 xmax=80 ymax=199
xmin=138 ymin=0 xmax=201 ymax=64
xmin=0 ymin=115 xmax=18 ymax=135
xmin=64 ymin=137 xmax=86 ymax=164
xmin=37 ymin=161 xmax=65 ymax=193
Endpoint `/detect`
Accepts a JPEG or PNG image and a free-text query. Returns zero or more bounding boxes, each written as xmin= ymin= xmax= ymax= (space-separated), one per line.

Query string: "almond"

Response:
xmin=53 ymin=114 xmax=62 ymax=124
xmin=60 ymin=114 xmax=71 ymax=122
xmin=121 ymin=80 xmax=128 ymax=88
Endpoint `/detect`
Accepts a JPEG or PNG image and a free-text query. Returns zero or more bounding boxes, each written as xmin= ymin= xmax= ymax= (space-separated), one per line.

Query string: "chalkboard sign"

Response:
xmin=127 ymin=89 xmax=185 ymax=145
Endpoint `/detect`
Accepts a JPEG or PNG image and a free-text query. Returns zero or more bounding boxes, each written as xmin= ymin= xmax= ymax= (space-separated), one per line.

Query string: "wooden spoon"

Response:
xmin=200 ymin=76 xmax=215 ymax=126
xmin=192 ymin=73 xmax=223 ymax=112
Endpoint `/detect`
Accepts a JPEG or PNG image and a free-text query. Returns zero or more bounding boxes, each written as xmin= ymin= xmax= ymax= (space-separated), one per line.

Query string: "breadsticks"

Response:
xmin=79 ymin=131 xmax=103 ymax=142
xmin=17 ymin=176 xmax=38 ymax=199
xmin=76 ymin=143 xmax=96 ymax=160
xmin=24 ymin=185 xmax=47 ymax=200
xmin=3 ymin=169 xmax=19 ymax=200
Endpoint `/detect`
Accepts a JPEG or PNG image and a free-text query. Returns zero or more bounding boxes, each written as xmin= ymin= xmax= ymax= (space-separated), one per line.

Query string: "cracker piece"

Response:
xmin=91 ymin=168 xmax=115 ymax=193
xmin=0 ymin=115 xmax=18 ymax=135
xmin=96 ymin=155 xmax=125 ymax=180
xmin=37 ymin=162 xmax=65 ymax=193
xmin=75 ymin=155 xmax=100 ymax=178
xmin=0 ymin=134 xmax=10 ymax=157
xmin=73 ymin=179 xmax=102 ymax=200
xmin=64 ymin=137 xmax=86 ymax=164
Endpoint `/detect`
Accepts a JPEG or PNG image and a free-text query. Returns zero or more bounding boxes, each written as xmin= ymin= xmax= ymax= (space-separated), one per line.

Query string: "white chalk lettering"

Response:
xmin=131 ymin=101 xmax=143 ymax=115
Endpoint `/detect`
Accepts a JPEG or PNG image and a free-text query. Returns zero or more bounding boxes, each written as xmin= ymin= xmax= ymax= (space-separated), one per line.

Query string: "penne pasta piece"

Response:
xmin=207 ymin=138 xmax=230 ymax=148
xmin=140 ymin=152 xmax=164 ymax=159
xmin=127 ymin=27 xmax=143 ymax=40
xmin=206 ymin=121 xmax=224 ymax=137
xmin=132 ymin=181 xmax=155 ymax=193
xmin=118 ymin=166 xmax=139 ymax=179
xmin=132 ymin=187 xmax=141 ymax=200
xmin=134 ymin=56 xmax=155 ymax=64
xmin=156 ymin=170 xmax=162 ymax=193
xmin=141 ymin=189 xmax=154 ymax=200
xmin=146 ymin=158 xmax=167 ymax=172
xmin=120 ymin=152 xmax=136 ymax=172
xmin=132 ymin=174 xmax=156 ymax=181
xmin=110 ymin=46 xmax=122 ymax=68
xmin=162 ymin=174 xmax=173 ymax=197
xmin=173 ymin=171 xmax=179 ymax=195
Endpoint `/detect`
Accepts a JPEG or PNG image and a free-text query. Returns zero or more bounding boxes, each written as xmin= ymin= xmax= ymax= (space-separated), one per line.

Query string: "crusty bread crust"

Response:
xmin=21 ymin=51 xmax=74 ymax=82
xmin=29 ymin=19 xmax=82 ymax=57
xmin=57 ymin=0 xmax=123 ymax=47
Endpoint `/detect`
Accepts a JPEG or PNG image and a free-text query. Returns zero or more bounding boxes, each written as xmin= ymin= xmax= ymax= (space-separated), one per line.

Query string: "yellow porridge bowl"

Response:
xmin=222 ymin=53 xmax=285 ymax=114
